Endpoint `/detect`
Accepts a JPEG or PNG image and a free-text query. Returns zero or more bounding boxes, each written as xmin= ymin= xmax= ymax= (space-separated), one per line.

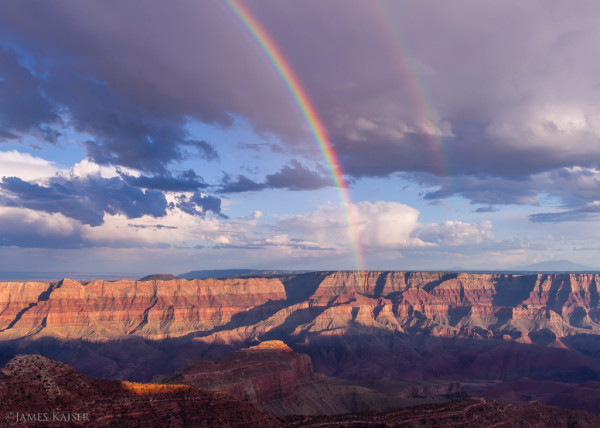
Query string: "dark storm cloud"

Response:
xmin=0 ymin=47 xmax=219 ymax=174
xmin=48 ymin=73 xmax=219 ymax=174
xmin=3 ymin=0 xmax=600 ymax=202
xmin=0 ymin=49 xmax=61 ymax=144
xmin=119 ymin=169 xmax=209 ymax=192
xmin=217 ymin=160 xmax=331 ymax=193
xmin=0 ymin=176 xmax=167 ymax=226
xmin=172 ymin=193 xmax=228 ymax=219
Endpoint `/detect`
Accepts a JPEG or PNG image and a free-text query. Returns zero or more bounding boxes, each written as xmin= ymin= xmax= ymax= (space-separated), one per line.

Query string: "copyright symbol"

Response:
xmin=5 ymin=412 xmax=13 ymax=421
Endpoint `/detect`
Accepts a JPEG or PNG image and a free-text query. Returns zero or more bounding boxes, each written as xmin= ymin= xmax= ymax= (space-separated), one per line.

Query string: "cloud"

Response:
xmin=218 ymin=174 xmax=266 ymax=193
xmin=64 ymin=74 xmax=220 ymax=174
xmin=217 ymin=160 xmax=331 ymax=193
xmin=0 ymin=207 xmax=169 ymax=249
xmin=406 ymin=166 xmax=600 ymax=210
xmin=265 ymin=159 xmax=332 ymax=190
xmin=418 ymin=220 xmax=495 ymax=246
xmin=0 ymin=47 xmax=219 ymax=176
xmin=472 ymin=205 xmax=499 ymax=213
xmin=275 ymin=201 xmax=500 ymax=252
xmin=416 ymin=173 xmax=540 ymax=206
xmin=0 ymin=175 xmax=167 ymax=226
xmin=529 ymin=201 xmax=600 ymax=223
xmin=0 ymin=150 xmax=59 ymax=180
xmin=119 ymin=169 xmax=209 ymax=192
xmin=0 ymin=49 xmax=61 ymax=144
xmin=541 ymin=167 xmax=600 ymax=202
xmin=128 ymin=223 xmax=178 ymax=230
xmin=237 ymin=142 xmax=282 ymax=153
xmin=573 ymin=244 xmax=600 ymax=251
xmin=3 ymin=1 xmax=600 ymax=208
xmin=172 ymin=193 xmax=227 ymax=219
xmin=0 ymin=208 xmax=85 ymax=249
xmin=278 ymin=201 xmax=428 ymax=249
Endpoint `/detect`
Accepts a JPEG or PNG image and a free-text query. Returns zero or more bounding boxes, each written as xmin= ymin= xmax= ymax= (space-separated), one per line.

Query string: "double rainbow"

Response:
xmin=223 ymin=0 xmax=365 ymax=271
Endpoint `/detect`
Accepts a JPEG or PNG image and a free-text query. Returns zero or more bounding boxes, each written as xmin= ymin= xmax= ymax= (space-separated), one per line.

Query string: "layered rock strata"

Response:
xmin=2 ymin=272 xmax=600 ymax=414
xmin=0 ymin=277 xmax=287 ymax=340
xmin=156 ymin=340 xmax=465 ymax=416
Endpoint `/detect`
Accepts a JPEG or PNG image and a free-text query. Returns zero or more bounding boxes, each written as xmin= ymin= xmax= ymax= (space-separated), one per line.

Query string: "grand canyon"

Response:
xmin=6 ymin=1 xmax=600 ymax=425
xmin=2 ymin=271 xmax=600 ymax=425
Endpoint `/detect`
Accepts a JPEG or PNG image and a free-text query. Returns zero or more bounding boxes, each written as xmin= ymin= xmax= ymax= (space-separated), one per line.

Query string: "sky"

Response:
xmin=1 ymin=0 xmax=600 ymax=273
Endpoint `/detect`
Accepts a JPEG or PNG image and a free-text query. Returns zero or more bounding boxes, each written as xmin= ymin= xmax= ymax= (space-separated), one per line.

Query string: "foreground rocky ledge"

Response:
xmin=280 ymin=398 xmax=600 ymax=427
xmin=0 ymin=355 xmax=598 ymax=427
xmin=0 ymin=354 xmax=279 ymax=427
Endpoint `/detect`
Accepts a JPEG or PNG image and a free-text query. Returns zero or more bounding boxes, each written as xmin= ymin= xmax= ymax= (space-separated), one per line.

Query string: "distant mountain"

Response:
xmin=139 ymin=274 xmax=178 ymax=281
xmin=178 ymin=269 xmax=311 ymax=280
xmin=507 ymin=259 xmax=600 ymax=272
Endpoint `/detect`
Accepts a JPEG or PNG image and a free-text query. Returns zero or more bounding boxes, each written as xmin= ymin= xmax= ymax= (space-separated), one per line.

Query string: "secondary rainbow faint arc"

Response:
xmin=372 ymin=1 xmax=451 ymax=180
xmin=222 ymin=0 xmax=365 ymax=271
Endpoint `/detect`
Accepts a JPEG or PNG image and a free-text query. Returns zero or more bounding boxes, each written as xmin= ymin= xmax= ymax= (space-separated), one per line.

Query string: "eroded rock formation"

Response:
xmin=0 ymin=354 xmax=279 ymax=427
xmin=155 ymin=340 xmax=465 ymax=416
xmin=1 ymin=354 xmax=598 ymax=427
xmin=2 ymin=272 xmax=600 ymax=414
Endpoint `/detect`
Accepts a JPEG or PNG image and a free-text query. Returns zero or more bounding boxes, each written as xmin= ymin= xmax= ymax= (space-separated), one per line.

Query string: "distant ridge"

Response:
xmin=0 ymin=272 xmax=143 ymax=282
xmin=178 ymin=269 xmax=311 ymax=280
xmin=139 ymin=274 xmax=178 ymax=281
xmin=507 ymin=259 xmax=600 ymax=272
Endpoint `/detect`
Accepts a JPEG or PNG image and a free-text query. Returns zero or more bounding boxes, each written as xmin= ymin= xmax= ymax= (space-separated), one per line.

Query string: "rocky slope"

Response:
xmin=155 ymin=340 xmax=465 ymax=416
xmin=1 ymin=355 xmax=598 ymax=427
xmin=464 ymin=378 xmax=600 ymax=415
xmin=0 ymin=354 xmax=279 ymax=427
xmin=2 ymin=272 xmax=600 ymax=413
xmin=281 ymin=397 xmax=600 ymax=427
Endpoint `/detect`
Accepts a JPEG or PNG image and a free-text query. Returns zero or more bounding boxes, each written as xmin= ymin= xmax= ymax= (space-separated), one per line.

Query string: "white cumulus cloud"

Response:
xmin=0 ymin=150 xmax=59 ymax=180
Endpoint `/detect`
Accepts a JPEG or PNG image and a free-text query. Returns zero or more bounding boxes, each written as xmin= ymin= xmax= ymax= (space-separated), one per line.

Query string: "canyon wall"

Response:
xmin=0 ymin=277 xmax=287 ymax=340
xmin=2 ymin=271 xmax=600 ymax=413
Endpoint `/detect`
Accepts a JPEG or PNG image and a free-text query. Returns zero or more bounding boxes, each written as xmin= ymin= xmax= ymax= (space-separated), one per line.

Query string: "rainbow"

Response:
xmin=222 ymin=0 xmax=365 ymax=271
xmin=371 ymin=1 xmax=451 ymax=181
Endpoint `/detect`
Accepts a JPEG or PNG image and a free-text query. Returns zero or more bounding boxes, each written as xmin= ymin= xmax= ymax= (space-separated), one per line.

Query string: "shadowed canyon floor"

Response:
xmin=1 ymin=354 xmax=599 ymax=427
xmin=2 ymin=271 xmax=600 ymax=415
